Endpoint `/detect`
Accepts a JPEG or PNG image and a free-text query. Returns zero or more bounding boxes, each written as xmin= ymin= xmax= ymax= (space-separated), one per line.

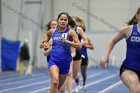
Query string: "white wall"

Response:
xmin=43 ymin=0 xmax=54 ymax=26
xmin=2 ymin=0 xmax=22 ymax=40
xmin=89 ymin=0 xmax=135 ymax=32
xmin=47 ymin=0 xmax=138 ymax=32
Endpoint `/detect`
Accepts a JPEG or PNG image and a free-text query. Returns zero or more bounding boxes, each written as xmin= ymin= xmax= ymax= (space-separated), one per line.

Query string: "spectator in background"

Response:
xmin=19 ymin=39 xmax=30 ymax=76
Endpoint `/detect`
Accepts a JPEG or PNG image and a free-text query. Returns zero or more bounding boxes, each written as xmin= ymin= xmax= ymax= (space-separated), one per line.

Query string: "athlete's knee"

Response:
xmin=52 ymin=78 xmax=59 ymax=86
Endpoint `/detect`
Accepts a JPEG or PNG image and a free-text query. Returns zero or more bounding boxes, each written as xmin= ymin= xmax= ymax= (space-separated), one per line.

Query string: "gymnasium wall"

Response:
xmin=2 ymin=0 xmax=22 ymax=40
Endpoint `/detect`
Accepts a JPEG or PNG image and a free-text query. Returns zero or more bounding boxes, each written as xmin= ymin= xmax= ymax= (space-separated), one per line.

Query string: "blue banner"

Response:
xmin=1 ymin=38 xmax=20 ymax=71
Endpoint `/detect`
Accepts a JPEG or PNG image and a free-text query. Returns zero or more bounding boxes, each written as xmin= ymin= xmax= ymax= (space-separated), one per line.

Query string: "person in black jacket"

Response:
xmin=19 ymin=39 xmax=30 ymax=76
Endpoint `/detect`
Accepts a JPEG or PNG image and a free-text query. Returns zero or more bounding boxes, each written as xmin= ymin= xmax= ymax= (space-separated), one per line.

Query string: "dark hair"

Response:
xmin=57 ymin=12 xmax=76 ymax=28
xmin=45 ymin=19 xmax=56 ymax=31
xmin=57 ymin=12 xmax=69 ymax=21
xmin=68 ymin=16 xmax=76 ymax=28
xmin=127 ymin=7 xmax=140 ymax=25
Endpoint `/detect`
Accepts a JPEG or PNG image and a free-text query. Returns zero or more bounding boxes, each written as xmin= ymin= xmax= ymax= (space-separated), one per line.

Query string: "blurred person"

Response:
xmin=43 ymin=12 xmax=81 ymax=93
xmin=72 ymin=16 xmax=88 ymax=92
xmin=40 ymin=19 xmax=57 ymax=50
xmin=81 ymin=37 xmax=94 ymax=91
xmin=100 ymin=7 xmax=140 ymax=93
xmin=80 ymin=21 xmax=94 ymax=91
xmin=19 ymin=39 xmax=31 ymax=76
xmin=40 ymin=19 xmax=57 ymax=62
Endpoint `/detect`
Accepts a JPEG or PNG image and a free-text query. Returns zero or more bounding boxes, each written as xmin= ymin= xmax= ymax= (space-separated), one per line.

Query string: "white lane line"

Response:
xmin=0 ymin=80 xmax=50 ymax=93
xmin=29 ymin=72 xmax=102 ymax=93
xmin=0 ymin=75 xmax=48 ymax=87
xmin=72 ymin=74 xmax=119 ymax=92
xmin=98 ymin=81 xmax=122 ymax=93
xmin=0 ymin=70 xmax=48 ymax=79
xmin=0 ymin=71 xmax=45 ymax=79
xmin=29 ymin=86 xmax=50 ymax=93
xmin=0 ymin=73 xmax=46 ymax=83
xmin=0 ymin=73 xmax=19 ymax=79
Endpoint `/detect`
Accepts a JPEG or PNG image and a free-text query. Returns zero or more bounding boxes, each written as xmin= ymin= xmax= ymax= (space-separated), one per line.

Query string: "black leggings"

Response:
xmin=81 ymin=57 xmax=88 ymax=66
xmin=120 ymin=64 xmax=140 ymax=81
